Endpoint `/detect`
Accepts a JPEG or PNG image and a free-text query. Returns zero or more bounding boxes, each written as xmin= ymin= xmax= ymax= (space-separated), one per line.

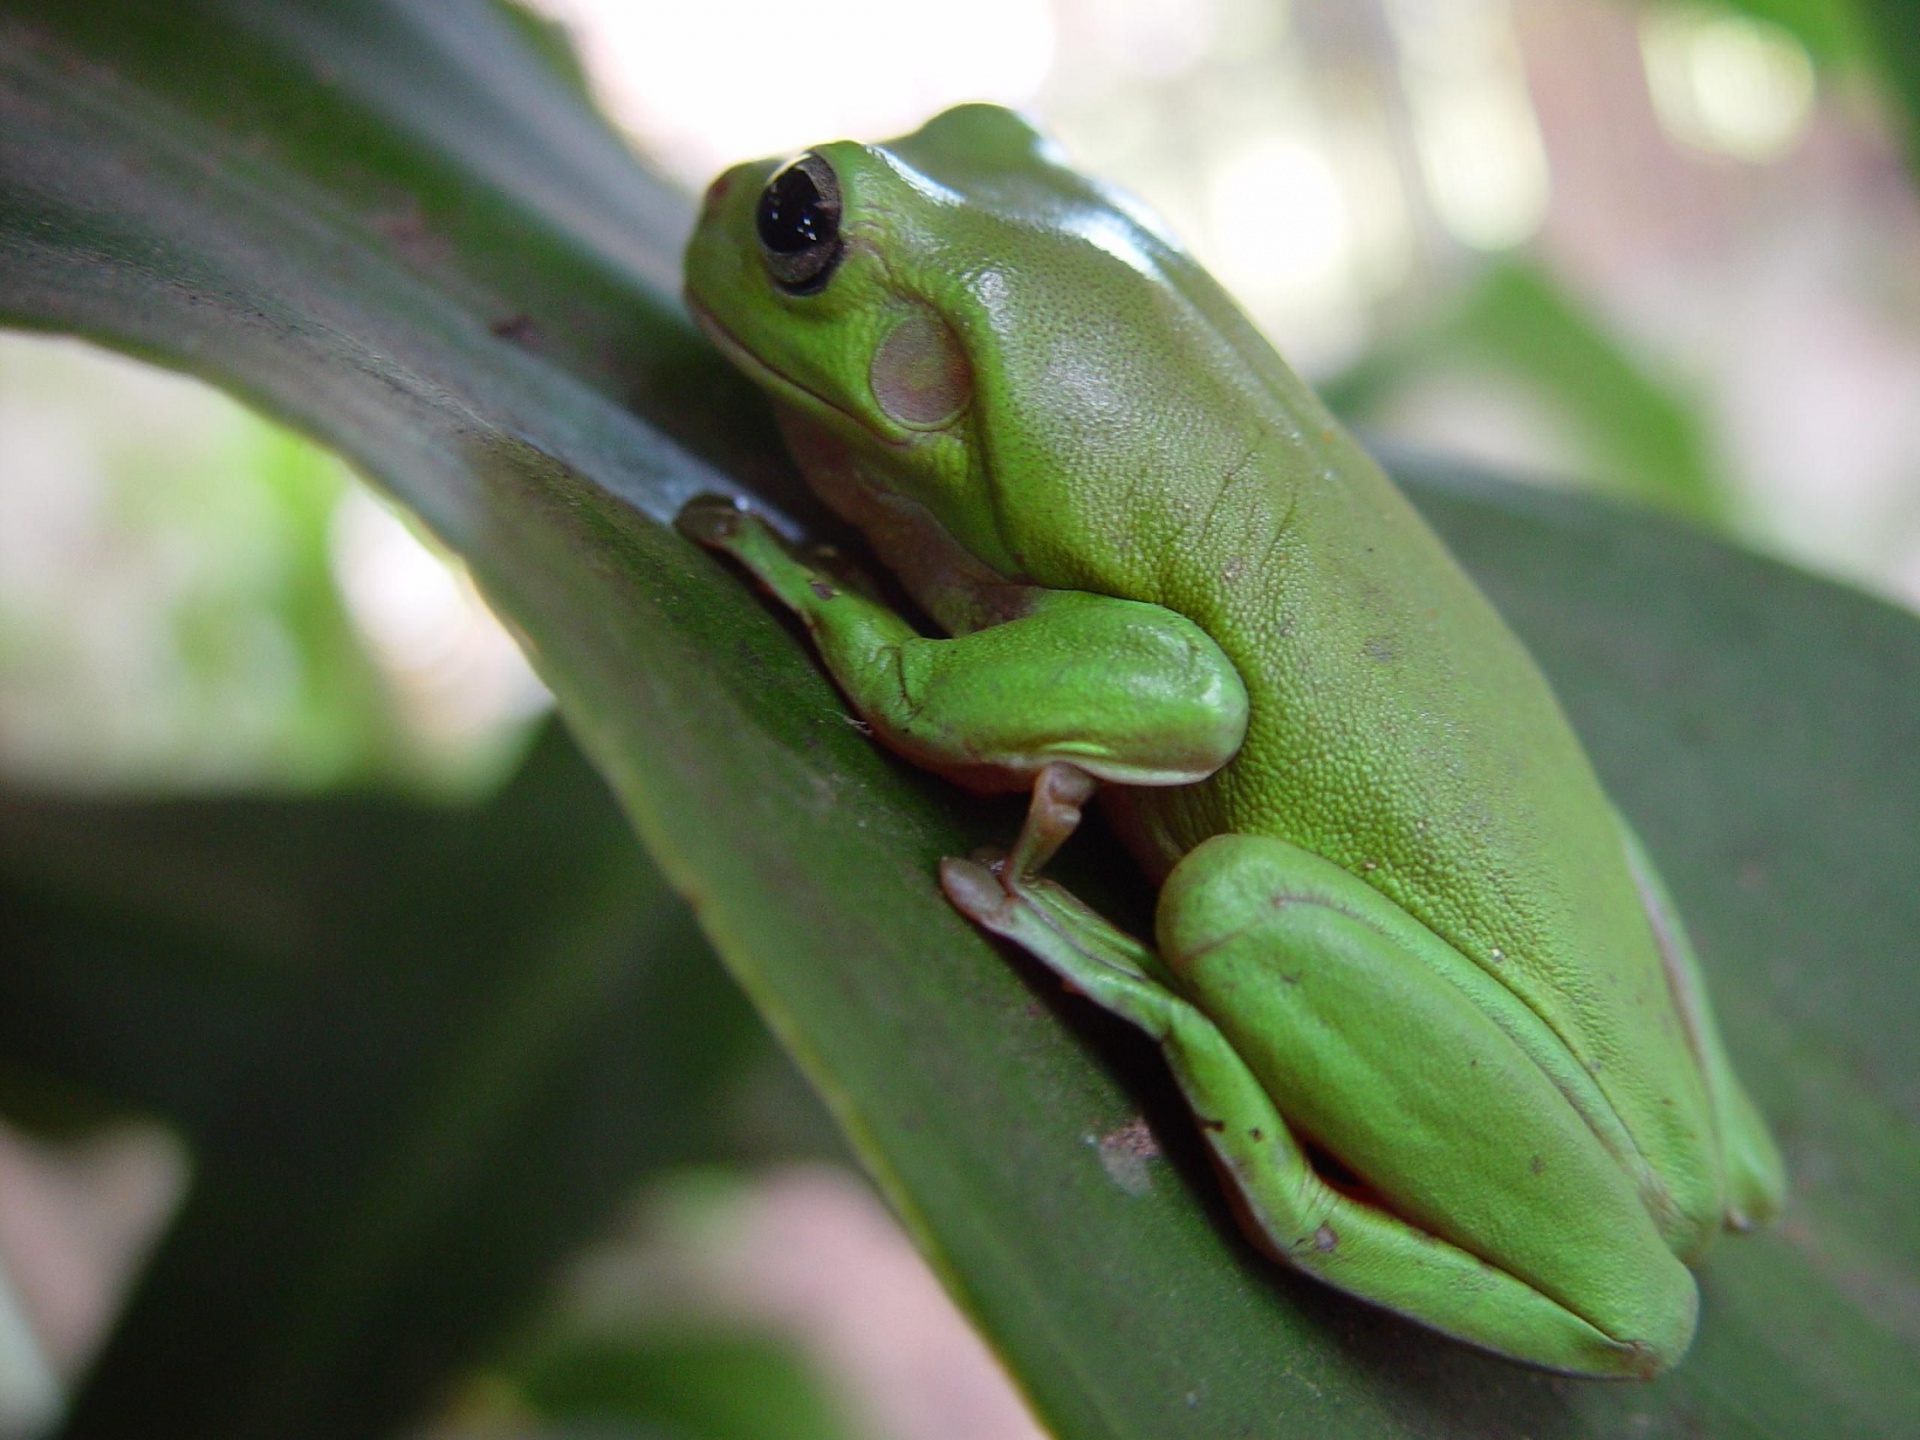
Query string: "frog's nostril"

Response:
xmin=702 ymin=171 xmax=733 ymax=216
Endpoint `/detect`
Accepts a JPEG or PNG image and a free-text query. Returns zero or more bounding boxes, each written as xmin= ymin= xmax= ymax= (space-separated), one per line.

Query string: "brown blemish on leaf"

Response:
xmin=1094 ymin=1116 xmax=1162 ymax=1197
xmin=490 ymin=312 xmax=537 ymax=344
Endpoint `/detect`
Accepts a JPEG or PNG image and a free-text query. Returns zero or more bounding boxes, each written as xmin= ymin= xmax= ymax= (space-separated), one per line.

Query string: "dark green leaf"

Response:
xmin=518 ymin=1333 xmax=858 ymax=1440
xmin=1855 ymin=0 xmax=1920 ymax=170
xmin=1718 ymin=0 xmax=1869 ymax=67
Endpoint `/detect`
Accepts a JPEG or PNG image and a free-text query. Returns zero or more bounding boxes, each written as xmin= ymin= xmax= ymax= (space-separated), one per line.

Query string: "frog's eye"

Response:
xmin=756 ymin=153 xmax=845 ymax=294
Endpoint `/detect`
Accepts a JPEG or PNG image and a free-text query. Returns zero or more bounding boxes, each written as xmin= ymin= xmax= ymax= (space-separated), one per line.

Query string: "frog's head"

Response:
xmin=685 ymin=104 xmax=1253 ymax=592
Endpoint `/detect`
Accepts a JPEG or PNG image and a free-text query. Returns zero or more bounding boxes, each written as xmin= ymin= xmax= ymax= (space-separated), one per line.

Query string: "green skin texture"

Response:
xmin=678 ymin=104 xmax=1785 ymax=1379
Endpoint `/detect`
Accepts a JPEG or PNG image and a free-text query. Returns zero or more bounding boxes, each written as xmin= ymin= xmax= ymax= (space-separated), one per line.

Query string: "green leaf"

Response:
xmin=1854 ymin=0 xmax=1920 ymax=170
xmin=2 ymin=4 xmax=1916 ymax=1437
xmin=1690 ymin=0 xmax=1920 ymax=195
xmin=1715 ymin=0 xmax=1869 ymax=68
xmin=517 ymin=1332 xmax=859 ymax=1440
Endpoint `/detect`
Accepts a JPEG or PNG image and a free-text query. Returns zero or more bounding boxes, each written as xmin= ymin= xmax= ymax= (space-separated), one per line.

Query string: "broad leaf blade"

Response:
xmin=1411 ymin=461 xmax=1920 ymax=1438
xmin=1 ymin=4 xmax=1915 ymax=1437
xmin=1854 ymin=0 xmax=1920 ymax=170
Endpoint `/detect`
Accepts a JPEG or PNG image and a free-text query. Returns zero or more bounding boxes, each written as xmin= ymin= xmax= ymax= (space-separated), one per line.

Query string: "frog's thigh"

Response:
xmin=1617 ymin=816 xmax=1786 ymax=1231
xmin=1158 ymin=834 xmax=1698 ymax=1377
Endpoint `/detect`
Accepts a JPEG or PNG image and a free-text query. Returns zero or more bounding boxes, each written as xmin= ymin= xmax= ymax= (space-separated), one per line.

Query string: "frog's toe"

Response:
xmin=674 ymin=493 xmax=750 ymax=547
xmin=940 ymin=855 xmax=1016 ymax=927
xmin=964 ymin=844 xmax=1010 ymax=873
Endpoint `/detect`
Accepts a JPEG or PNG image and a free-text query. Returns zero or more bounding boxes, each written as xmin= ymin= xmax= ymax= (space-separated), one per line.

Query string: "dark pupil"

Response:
xmin=757 ymin=164 xmax=834 ymax=254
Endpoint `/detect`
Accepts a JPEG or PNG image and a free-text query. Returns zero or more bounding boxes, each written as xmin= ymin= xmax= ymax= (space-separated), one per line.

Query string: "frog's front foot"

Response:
xmin=675 ymin=495 xmax=847 ymax=618
xmin=941 ymin=758 xmax=1098 ymax=934
xmin=1004 ymin=762 xmax=1097 ymax=879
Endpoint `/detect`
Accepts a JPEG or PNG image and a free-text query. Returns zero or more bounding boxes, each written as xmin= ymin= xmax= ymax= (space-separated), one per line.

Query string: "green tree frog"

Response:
xmin=676 ymin=104 xmax=1783 ymax=1378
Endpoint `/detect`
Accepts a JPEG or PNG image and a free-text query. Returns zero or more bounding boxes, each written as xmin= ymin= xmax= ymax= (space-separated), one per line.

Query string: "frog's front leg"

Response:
xmin=952 ymin=835 xmax=1700 ymax=1379
xmin=677 ymin=497 xmax=1248 ymax=797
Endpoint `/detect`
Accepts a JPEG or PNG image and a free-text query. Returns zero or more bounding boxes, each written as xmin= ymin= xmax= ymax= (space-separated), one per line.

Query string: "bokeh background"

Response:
xmin=2 ymin=1 xmax=1916 ymax=1436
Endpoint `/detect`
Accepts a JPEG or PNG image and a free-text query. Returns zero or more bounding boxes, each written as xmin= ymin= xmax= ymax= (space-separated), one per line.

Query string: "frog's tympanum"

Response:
xmin=677 ymin=104 xmax=1783 ymax=1378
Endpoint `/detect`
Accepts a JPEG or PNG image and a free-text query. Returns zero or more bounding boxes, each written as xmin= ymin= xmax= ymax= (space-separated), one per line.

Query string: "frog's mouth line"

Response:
xmin=684 ymin=292 xmax=907 ymax=448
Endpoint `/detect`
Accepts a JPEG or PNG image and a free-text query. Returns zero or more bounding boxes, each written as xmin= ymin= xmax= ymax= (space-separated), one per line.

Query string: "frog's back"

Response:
xmin=1186 ymin=419 xmax=1725 ymax=1253
xmin=892 ymin=108 xmax=1726 ymax=1248
xmin=1194 ymin=425 xmax=1724 ymax=1252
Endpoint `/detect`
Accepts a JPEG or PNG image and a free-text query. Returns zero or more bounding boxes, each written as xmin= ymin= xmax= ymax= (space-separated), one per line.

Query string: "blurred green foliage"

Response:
xmin=1326 ymin=261 xmax=1729 ymax=525
xmin=0 ymin=339 xmax=403 ymax=790
xmin=1711 ymin=0 xmax=1920 ymax=168
xmin=517 ymin=1334 xmax=856 ymax=1440
xmin=1720 ymin=0 xmax=1869 ymax=66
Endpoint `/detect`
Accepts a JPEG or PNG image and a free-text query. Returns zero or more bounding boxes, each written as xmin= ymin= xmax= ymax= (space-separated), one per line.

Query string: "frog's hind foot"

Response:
xmin=939 ymin=854 xmax=1177 ymax=1032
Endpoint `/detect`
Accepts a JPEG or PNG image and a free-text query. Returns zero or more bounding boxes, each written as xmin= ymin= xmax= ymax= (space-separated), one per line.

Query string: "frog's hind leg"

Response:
xmin=1616 ymin=817 xmax=1786 ymax=1232
xmin=944 ymin=834 xmax=1697 ymax=1378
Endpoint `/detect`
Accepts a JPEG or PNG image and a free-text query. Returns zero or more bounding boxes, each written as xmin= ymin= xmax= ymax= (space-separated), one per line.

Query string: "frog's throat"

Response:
xmin=684 ymin=294 xmax=907 ymax=449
